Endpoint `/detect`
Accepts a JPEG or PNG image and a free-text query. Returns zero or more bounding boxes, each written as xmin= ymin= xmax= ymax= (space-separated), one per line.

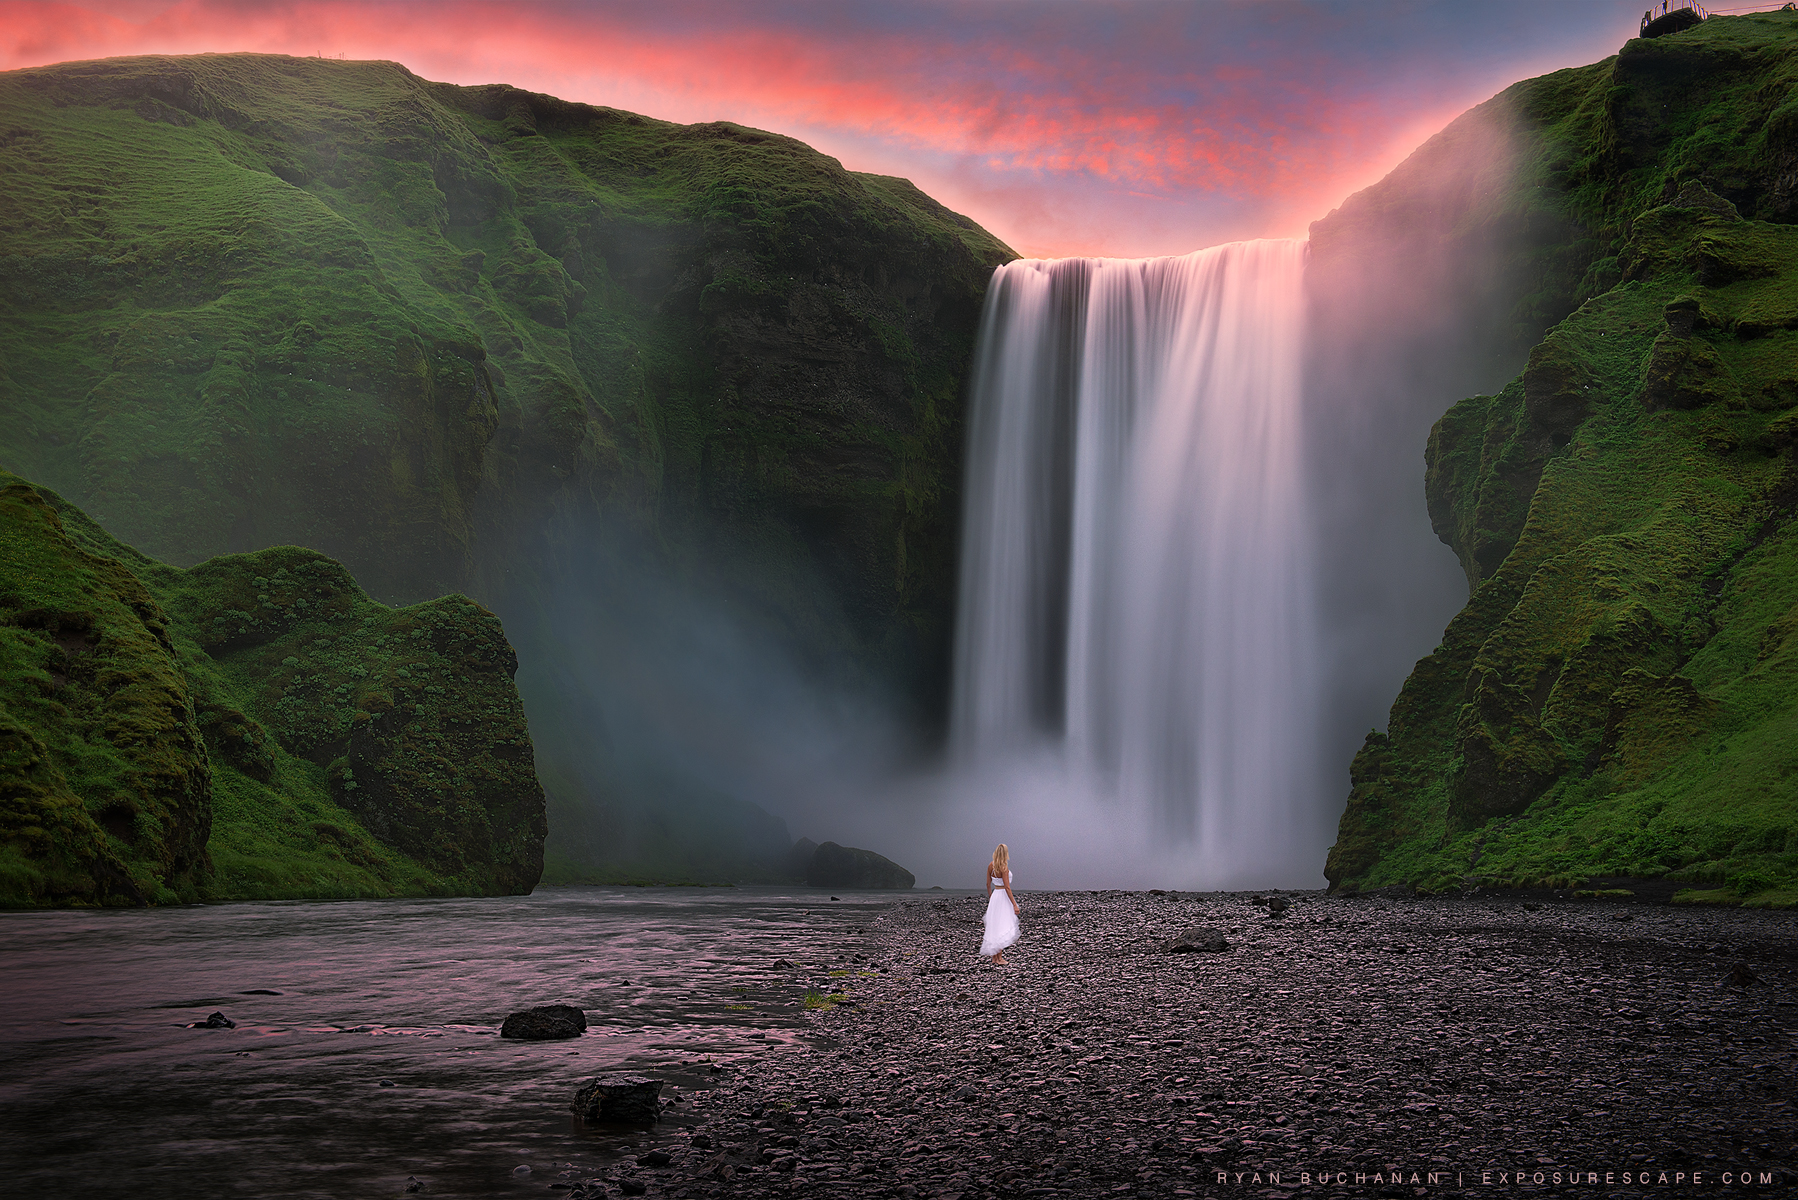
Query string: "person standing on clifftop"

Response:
xmin=980 ymin=843 xmax=1020 ymax=965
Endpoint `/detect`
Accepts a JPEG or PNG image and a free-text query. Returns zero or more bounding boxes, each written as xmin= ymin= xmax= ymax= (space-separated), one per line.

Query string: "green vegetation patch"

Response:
xmin=1329 ymin=12 xmax=1798 ymax=904
xmin=0 ymin=469 xmax=545 ymax=906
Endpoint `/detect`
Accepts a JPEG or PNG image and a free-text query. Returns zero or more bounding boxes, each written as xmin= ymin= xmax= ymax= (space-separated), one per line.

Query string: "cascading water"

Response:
xmin=951 ymin=239 xmax=1321 ymax=886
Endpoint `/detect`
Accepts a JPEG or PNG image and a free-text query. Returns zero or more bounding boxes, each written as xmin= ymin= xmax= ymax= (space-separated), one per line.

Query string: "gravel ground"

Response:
xmin=559 ymin=891 xmax=1796 ymax=1199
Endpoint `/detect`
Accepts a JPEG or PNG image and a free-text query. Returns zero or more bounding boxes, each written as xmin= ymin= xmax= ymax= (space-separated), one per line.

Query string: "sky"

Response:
xmin=0 ymin=0 xmax=1718 ymax=258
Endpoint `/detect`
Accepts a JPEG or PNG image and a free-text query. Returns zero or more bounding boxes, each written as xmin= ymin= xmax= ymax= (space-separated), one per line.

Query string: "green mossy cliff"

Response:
xmin=0 ymin=52 xmax=1012 ymax=687
xmin=1326 ymin=13 xmax=1798 ymax=906
xmin=0 ymin=469 xmax=544 ymax=906
xmin=0 ymin=52 xmax=1013 ymax=882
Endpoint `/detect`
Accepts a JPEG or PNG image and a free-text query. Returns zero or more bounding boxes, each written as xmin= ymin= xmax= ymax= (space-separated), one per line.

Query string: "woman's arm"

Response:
xmin=1002 ymin=870 xmax=1018 ymax=914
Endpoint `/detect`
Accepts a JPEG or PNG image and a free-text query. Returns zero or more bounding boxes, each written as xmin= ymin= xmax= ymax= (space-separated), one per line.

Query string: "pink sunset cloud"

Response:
xmin=1 ymin=0 xmax=1648 ymax=257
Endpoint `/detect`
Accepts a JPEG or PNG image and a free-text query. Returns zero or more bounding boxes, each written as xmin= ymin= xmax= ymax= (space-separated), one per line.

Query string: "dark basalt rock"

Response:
xmin=500 ymin=1003 xmax=587 ymax=1040
xmin=1723 ymin=961 xmax=1759 ymax=986
xmin=187 ymin=1011 xmax=235 ymax=1029
xmin=1161 ymin=927 xmax=1230 ymax=953
xmin=571 ymin=1074 xmax=664 ymax=1123
xmin=804 ymin=841 xmax=915 ymax=890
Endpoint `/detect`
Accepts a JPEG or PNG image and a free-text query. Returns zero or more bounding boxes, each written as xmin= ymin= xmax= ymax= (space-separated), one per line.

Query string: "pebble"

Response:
xmin=555 ymin=891 xmax=1797 ymax=1198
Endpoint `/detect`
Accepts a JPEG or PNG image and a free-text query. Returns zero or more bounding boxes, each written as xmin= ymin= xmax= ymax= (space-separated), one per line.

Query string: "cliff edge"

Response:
xmin=1325 ymin=11 xmax=1798 ymax=906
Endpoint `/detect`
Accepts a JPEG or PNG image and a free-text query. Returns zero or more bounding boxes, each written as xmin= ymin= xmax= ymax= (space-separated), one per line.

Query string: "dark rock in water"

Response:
xmin=787 ymin=837 xmax=820 ymax=879
xmin=1162 ymin=928 xmax=1230 ymax=953
xmin=188 ymin=1011 xmax=235 ymax=1029
xmin=619 ymin=1180 xmax=647 ymax=1196
xmin=805 ymin=841 xmax=915 ymax=889
xmin=572 ymin=1074 xmax=664 ymax=1123
xmin=636 ymin=1150 xmax=671 ymax=1168
xmin=1724 ymin=962 xmax=1759 ymax=986
xmin=500 ymin=1004 xmax=587 ymax=1040
xmin=773 ymin=957 xmax=794 ymax=969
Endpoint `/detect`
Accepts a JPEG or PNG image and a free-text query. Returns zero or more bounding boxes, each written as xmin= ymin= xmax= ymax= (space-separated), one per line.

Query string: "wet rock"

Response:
xmin=1724 ymin=961 xmax=1759 ymax=986
xmin=1267 ymin=897 xmax=1290 ymax=915
xmin=500 ymin=1004 xmax=586 ymax=1040
xmin=571 ymin=1074 xmax=664 ymax=1123
xmin=1161 ymin=927 xmax=1229 ymax=953
xmin=511 ymin=1164 xmax=531 ymax=1177
xmin=188 ymin=1011 xmax=235 ymax=1029
xmin=805 ymin=841 xmax=916 ymax=889
xmin=636 ymin=1150 xmax=671 ymax=1168
xmin=618 ymin=1178 xmax=647 ymax=1195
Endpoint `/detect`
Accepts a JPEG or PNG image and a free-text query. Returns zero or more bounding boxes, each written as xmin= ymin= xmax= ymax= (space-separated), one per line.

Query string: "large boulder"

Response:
xmin=804 ymin=842 xmax=915 ymax=889
xmin=1161 ymin=927 xmax=1230 ymax=953
xmin=572 ymin=1074 xmax=664 ymax=1123
xmin=500 ymin=1004 xmax=587 ymax=1040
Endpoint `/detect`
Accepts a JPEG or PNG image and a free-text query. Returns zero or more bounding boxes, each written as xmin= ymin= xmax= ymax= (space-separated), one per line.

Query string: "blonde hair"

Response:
xmin=992 ymin=843 xmax=1009 ymax=873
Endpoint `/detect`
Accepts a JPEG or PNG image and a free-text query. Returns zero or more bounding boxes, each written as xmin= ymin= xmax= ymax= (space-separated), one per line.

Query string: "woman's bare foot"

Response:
xmin=992 ymin=953 xmax=1007 ymax=966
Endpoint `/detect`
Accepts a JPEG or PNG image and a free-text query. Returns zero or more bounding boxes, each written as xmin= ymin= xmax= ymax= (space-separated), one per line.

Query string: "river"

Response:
xmin=0 ymin=886 xmax=908 ymax=1199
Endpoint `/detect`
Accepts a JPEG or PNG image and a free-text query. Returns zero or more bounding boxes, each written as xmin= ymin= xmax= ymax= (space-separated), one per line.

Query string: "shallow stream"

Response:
xmin=0 ymin=886 xmax=907 ymax=1198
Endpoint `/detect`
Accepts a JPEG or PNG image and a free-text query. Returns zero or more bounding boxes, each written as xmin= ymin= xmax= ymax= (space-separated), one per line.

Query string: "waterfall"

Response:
xmin=950 ymin=239 xmax=1320 ymax=885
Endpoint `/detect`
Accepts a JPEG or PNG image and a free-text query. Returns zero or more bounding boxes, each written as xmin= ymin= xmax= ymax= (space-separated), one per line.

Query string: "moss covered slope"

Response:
xmin=0 ymin=53 xmax=1014 ymax=883
xmin=1326 ymin=12 xmax=1798 ymax=906
xmin=0 ymin=53 xmax=1013 ymax=694
xmin=0 ymin=468 xmax=544 ymax=906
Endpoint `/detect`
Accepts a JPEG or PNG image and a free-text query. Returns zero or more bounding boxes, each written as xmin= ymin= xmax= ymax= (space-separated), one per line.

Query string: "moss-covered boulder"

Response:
xmin=1326 ymin=12 xmax=1798 ymax=908
xmin=0 ymin=469 xmax=545 ymax=905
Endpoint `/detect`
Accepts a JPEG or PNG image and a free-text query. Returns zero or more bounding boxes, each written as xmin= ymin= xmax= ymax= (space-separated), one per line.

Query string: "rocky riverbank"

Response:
xmin=562 ymin=890 xmax=1796 ymax=1199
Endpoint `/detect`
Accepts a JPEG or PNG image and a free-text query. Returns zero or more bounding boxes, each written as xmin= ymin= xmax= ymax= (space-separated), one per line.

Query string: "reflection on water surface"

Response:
xmin=0 ymin=886 xmax=908 ymax=1199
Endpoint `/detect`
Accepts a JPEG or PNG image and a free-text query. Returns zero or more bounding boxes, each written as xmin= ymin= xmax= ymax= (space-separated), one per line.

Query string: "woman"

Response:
xmin=980 ymin=843 xmax=1020 ymax=965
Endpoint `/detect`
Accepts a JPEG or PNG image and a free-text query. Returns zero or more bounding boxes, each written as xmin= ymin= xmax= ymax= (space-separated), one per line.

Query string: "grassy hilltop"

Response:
xmin=0 ymin=468 xmax=544 ymax=906
xmin=0 ymin=53 xmax=1014 ymax=883
xmin=1325 ymin=11 xmax=1798 ymax=906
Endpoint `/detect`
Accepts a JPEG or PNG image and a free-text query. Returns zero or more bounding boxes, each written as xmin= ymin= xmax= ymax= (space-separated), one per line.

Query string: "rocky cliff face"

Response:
xmin=1325 ymin=12 xmax=1798 ymax=905
xmin=0 ymin=54 xmax=1014 ymax=883
xmin=0 ymin=469 xmax=544 ymax=905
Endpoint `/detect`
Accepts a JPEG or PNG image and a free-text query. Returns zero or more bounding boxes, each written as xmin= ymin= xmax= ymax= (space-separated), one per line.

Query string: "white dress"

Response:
xmin=981 ymin=871 xmax=1019 ymax=957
